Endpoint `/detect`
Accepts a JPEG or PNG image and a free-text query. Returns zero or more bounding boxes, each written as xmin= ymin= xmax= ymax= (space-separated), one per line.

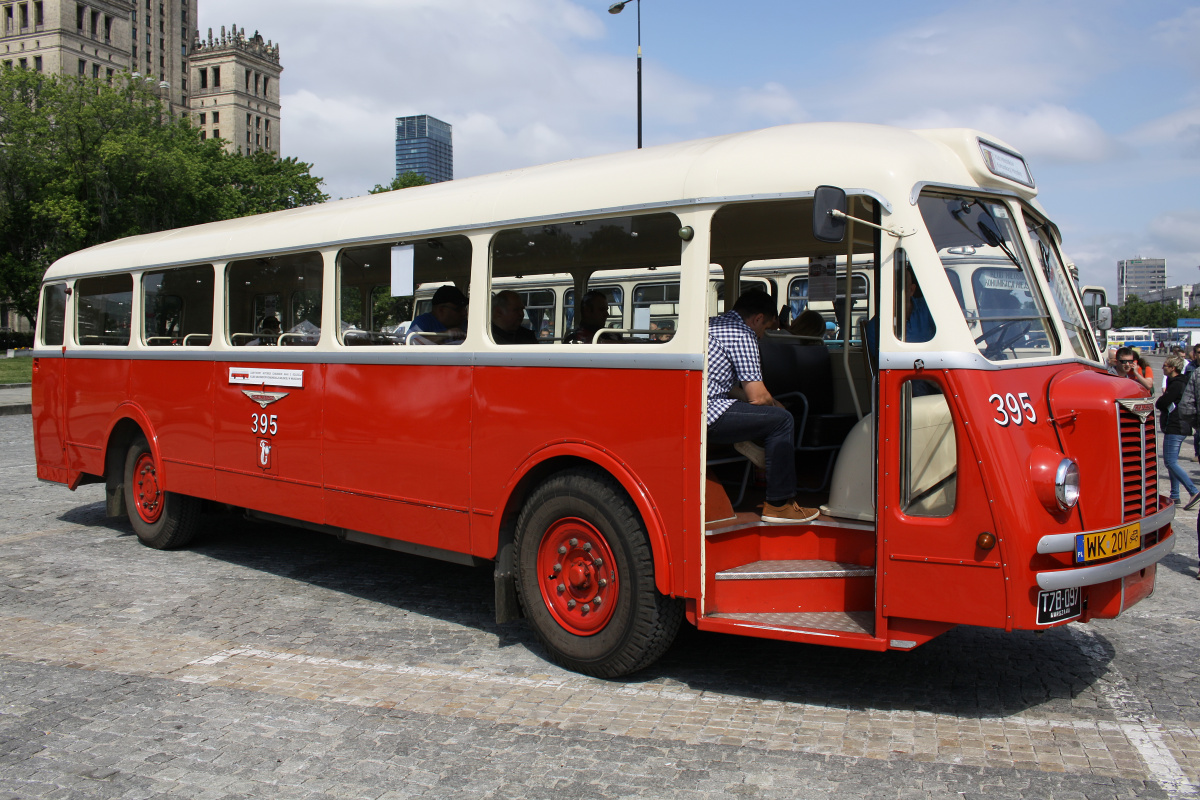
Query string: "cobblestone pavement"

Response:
xmin=2 ymin=413 xmax=1200 ymax=799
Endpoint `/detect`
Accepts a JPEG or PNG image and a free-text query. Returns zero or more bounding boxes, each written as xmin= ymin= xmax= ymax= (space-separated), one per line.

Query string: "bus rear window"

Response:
xmin=76 ymin=274 xmax=132 ymax=346
xmin=40 ymin=283 xmax=66 ymax=346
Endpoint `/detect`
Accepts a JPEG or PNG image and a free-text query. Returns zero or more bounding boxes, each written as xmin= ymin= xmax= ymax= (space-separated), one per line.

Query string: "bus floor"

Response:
xmin=702 ymin=460 xmax=878 ymax=638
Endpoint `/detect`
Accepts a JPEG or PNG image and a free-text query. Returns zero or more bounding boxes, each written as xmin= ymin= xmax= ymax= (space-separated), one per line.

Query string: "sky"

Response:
xmin=201 ymin=0 xmax=1200 ymax=297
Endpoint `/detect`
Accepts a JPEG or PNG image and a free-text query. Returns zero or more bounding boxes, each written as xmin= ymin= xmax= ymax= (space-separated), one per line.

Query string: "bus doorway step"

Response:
xmin=708 ymin=610 xmax=874 ymax=636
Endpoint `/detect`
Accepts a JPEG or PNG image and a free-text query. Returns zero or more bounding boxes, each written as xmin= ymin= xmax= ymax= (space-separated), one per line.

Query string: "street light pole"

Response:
xmin=608 ymin=0 xmax=641 ymax=149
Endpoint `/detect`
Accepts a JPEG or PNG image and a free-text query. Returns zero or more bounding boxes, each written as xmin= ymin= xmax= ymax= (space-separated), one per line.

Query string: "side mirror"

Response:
xmin=1096 ymin=306 xmax=1112 ymax=331
xmin=813 ymin=185 xmax=847 ymax=243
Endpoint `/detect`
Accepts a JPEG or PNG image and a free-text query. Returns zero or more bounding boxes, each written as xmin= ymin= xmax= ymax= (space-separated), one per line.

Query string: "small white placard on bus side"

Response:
xmin=633 ymin=307 xmax=651 ymax=339
xmin=228 ymin=367 xmax=305 ymax=388
xmin=809 ymin=255 xmax=837 ymax=302
xmin=391 ymin=245 xmax=415 ymax=297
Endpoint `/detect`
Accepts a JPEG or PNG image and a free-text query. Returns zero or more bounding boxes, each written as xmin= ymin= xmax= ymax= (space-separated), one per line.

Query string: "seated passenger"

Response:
xmin=409 ymin=285 xmax=468 ymax=344
xmin=491 ymin=290 xmax=538 ymax=345
xmin=788 ymin=309 xmax=825 ymax=342
xmin=564 ymin=290 xmax=619 ymax=344
xmin=248 ymin=315 xmax=280 ymax=346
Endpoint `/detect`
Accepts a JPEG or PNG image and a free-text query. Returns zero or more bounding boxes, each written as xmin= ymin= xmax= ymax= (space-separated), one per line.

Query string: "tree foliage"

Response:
xmin=369 ymin=171 xmax=429 ymax=194
xmin=1113 ymin=295 xmax=1183 ymax=328
xmin=0 ymin=68 xmax=328 ymax=326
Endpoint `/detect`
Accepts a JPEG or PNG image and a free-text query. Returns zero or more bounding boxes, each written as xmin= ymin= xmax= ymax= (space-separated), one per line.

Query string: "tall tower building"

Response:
xmin=189 ymin=25 xmax=281 ymax=155
xmin=1117 ymin=257 xmax=1166 ymax=305
xmin=395 ymin=114 xmax=453 ymax=184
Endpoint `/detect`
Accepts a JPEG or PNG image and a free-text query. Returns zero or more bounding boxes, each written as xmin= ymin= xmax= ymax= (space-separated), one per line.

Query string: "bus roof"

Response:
xmin=45 ymin=123 xmax=1040 ymax=279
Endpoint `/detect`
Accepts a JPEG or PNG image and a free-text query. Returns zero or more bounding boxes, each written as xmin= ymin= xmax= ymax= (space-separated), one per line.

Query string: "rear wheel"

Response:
xmin=122 ymin=435 xmax=200 ymax=549
xmin=514 ymin=467 xmax=683 ymax=677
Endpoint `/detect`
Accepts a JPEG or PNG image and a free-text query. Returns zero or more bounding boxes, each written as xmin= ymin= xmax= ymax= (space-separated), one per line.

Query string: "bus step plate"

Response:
xmin=709 ymin=610 xmax=874 ymax=635
xmin=715 ymin=559 xmax=875 ymax=580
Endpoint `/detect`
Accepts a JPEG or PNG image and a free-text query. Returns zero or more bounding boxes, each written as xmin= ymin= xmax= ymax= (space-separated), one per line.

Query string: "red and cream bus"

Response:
xmin=31 ymin=123 xmax=1168 ymax=677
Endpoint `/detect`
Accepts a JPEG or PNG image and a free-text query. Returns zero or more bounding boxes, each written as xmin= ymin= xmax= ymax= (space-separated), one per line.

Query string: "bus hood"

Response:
xmin=1045 ymin=365 xmax=1157 ymax=531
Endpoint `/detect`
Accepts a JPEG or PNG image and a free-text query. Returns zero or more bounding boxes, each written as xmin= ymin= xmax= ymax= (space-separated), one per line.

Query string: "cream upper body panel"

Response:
xmin=44 ymin=123 xmax=1037 ymax=280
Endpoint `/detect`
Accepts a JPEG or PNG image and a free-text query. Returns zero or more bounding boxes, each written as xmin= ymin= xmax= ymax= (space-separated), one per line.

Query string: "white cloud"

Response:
xmin=1124 ymin=107 xmax=1200 ymax=158
xmin=1149 ymin=210 xmax=1200 ymax=255
xmin=891 ymin=104 xmax=1122 ymax=164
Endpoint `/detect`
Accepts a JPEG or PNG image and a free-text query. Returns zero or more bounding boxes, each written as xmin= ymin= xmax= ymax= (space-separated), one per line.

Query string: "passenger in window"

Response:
xmin=564 ymin=290 xmax=619 ymax=344
xmin=788 ymin=309 xmax=825 ymax=343
xmin=707 ymin=290 xmax=818 ymax=524
xmin=248 ymin=315 xmax=280 ymax=345
xmin=409 ymin=285 xmax=467 ymax=344
xmin=491 ymin=290 xmax=538 ymax=345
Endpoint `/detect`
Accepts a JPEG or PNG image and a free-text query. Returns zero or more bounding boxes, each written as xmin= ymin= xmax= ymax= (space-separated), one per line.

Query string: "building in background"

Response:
xmin=1142 ymin=284 xmax=1194 ymax=310
xmin=1 ymin=0 xmax=192 ymax=114
xmin=189 ymin=26 xmax=280 ymax=155
xmin=0 ymin=4 xmax=281 ymax=152
xmin=395 ymin=114 xmax=453 ymax=184
xmin=1117 ymin=257 xmax=1166 ymax=305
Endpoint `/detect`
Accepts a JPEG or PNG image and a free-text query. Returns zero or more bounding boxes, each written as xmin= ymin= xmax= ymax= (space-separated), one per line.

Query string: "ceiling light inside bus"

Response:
xmin=1055 ymin=458 xmax=1080 ymax=510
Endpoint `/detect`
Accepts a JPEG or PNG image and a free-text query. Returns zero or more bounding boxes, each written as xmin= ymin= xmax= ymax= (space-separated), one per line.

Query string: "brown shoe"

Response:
xmin=761 ymin=500 xmax=820 ymax=524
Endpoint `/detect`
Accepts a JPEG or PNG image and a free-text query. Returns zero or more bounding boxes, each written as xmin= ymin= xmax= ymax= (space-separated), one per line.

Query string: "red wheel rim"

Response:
xmin=536 ymin=517 xmax=619 ymax=636
xmin=132 ymin=452 xmax=163 ymax=524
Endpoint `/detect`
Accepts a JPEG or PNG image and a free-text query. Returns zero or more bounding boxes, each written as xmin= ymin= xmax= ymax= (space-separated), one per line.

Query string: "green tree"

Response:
xmin=1113 ymin=296 xmax=1181 ymax=328
xmin=0 ymin=68 xmax=328 ymax=327
xmin=369 ymin=171 xmax=429 ymax=194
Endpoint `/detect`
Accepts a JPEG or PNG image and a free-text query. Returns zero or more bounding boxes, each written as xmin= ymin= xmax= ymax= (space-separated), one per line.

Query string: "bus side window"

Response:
xmin=228 ymin=253 xmax=323 ymax=347
xmin=492 ymin=212 xmax=682 ymax=345
xmin=337 ymin=236 xmax=472 ymax=346
xmin=142 ymin=264 xmax=214 ymax=346
xmin=40 ymin=283 xmax=66 ymax=346
xmin=901 ymin=381 xmax=956 ymax=517
xmin=76 ymin=274 xmax=133 ymax=346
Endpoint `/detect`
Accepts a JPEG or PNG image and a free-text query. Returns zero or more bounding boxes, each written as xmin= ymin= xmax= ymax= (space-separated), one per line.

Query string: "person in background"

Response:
xmin=1134 ymin=350 xmax=1155 ymax=395
xmin=564 ymin=290 xmax=619 ymax=344
xmin=788 ymin=308 xmax=826 ymax=342
xmin=491 ymin=290 xmax=538 ymax=345
xmin=1157 ymin=355 xmax=1200 ymax=509
xmin=409 ymin=285 xmax=468 ymax=344
xmin=1115 ymin=346 xmax=1153 ymax=392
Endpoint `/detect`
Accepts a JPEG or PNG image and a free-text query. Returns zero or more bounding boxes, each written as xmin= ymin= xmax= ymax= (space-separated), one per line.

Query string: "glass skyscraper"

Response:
xmin=395 ymin=115 xmax=453 ymax=184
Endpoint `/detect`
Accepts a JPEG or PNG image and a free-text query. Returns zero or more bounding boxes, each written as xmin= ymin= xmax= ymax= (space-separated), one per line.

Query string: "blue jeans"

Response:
xmin=709 ymin=402 xmax=796 ymax=504
xmin=1164 ymin=433 xmax=1197 ymax=501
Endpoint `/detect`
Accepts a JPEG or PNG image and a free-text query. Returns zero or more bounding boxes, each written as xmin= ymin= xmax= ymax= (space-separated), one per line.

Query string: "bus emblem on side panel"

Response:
xmin=243 ymin=390 xmax=288 ymax=408
xmin=258 ymin=439 xmax=273 ymax=470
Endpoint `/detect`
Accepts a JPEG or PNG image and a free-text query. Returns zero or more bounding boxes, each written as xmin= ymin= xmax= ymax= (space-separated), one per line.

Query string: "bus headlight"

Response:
xmin=1030 ymin=447 xmax=1079 ymax=513
xmin=1054 ymin=458 xmax=1080 ymax=510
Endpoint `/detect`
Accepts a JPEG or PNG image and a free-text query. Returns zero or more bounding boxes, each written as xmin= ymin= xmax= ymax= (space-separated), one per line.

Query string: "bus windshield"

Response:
xmin=918 ymin=192 xmax=1057 ymax=361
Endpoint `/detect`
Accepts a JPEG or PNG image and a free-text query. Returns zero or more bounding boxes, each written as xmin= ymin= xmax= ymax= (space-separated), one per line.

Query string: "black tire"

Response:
xmin=514 ymin=467 xmax=683 ymax=678
xmin=122 ymin=435 xmax=201 ymax=549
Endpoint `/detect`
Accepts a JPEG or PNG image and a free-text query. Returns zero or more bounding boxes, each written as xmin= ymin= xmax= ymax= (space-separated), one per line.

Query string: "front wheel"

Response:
xmin=514 ymin=468 xmax=683 ymax=677
xmin=122 ymin=435 xmax=201 ymax=549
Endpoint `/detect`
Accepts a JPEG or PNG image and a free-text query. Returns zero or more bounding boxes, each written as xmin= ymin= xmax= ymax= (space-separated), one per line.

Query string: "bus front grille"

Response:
xmin=1118 ymin=407 xmax=1158 ymax=522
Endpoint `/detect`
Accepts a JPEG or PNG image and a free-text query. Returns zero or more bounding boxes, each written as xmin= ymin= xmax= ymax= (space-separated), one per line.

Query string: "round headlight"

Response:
xmin=1055 ymin=458 xmax=1080 ymax=509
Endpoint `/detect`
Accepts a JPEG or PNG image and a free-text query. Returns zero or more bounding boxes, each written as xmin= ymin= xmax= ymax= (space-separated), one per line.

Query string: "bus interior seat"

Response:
xmin=759 ymin=336 xmax=859 ymax=491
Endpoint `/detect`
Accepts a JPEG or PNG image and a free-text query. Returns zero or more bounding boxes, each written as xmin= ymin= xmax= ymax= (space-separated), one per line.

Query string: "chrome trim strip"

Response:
xmin=909 ymin=181 xmax=1027 ymax=206
xmin=1037 ymin=504 xmax=1175 ymax=554
xmin=1036 ymin=531 xmax=1174 ymax=591
xmin=56 ymin=348 xmax=705 ymax=370
xmin=876 ymin=351 xmax=1105 ymax=372
xmin=44 ymin=189 xmax=894 ymax=280
xmin=30 ymin=349 xmax=64 ymax=359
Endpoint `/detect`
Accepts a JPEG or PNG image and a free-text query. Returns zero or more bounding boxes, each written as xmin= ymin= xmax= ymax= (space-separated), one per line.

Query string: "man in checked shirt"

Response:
xmin=708 ymin=290 xmax=820 ymax=523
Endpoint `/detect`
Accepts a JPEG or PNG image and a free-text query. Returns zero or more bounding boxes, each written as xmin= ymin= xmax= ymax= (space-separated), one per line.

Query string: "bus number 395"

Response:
xmin=251 ymin=413 xmax=278 ymax=436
